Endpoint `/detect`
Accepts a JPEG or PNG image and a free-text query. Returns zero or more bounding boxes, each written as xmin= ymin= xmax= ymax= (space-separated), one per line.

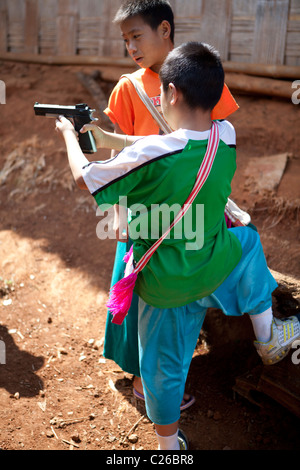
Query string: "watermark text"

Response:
xmin=291 ymin=80 xmax=300 ymax=104
xmin=291 ymin=339 xmax=300 ymax=365
xmin=95 ymin=197 xmax=204 ymax=250
xmin=0 ymin=80 xmax=5 ymax=104
xmin=0 ymin=340 xmax=6 ymax=364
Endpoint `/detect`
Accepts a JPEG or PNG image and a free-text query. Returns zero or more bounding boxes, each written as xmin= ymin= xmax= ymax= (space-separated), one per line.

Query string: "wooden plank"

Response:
xmin=223 ymin=61 xmax=300 ymax=79
xmin=2 ymin=0 xmax=299 ymax=66
xmin=38 ymin=0 xmax=57 ymax=55
xmin=258 ymin=359 xmax=300 ymax=419
xmin=6 ymin=0 xmax=26 ymax=21
xmin=98 ymin=1 xmax=123 ymax=57
xmin=76 ymin=0 xmax=122 ymax=57
xmin=39 ymin=19 xmax=56 ymax=54
xmin=77 ymin=0 xmax=101 ymax=56
xmin=225 ymin=72 xmax=293 ymax=98
xmin=198 ymin=0 xmax=232 ymax=60
xmin=289 ymin=0 xmax=300 ymax=15
xmin=231 ymin=0 xmax=258 ymax=17
xmin=56 ymin=15 xmax=78 ymax=55
xmin=24 ymin=0 xmax=39 ymax=54
xmin=1 ymin=51 xmax=298 ymax=80
xmin=229 ymin=18 xmax=255 ymax=62
xmin=228 ymin=0 xmax=257 ymax=62
xmin=6 ymin=0 xmax=25 ymax=53
xmin=252 ymin=0 xmax=290 ymax=65
xmin=234 ymin=268 xmax=300 ymax=418
xmin=233 ymin=366 xmax=265 ymax=408
xmin=56 ymin=0 xmax=79 ymax=56
xmin=171 ymin=0 xmax=203 ymax=18
xmin=0 ymin=52 xmax=136 ymax=69
xmin=234 ymin=360 xmax=300 ymax=418
xmin=0 ymin=0 xmax=8 ymax=53
xmin=170 ymin=0 xmax=203 ymax=46
xmin=173 ymin=0 xmax=232 ymax=57
xmin=285 ymin=16 xmax=300 ymax=65
xmin=8 ymin=22 xmax=24 ymax=53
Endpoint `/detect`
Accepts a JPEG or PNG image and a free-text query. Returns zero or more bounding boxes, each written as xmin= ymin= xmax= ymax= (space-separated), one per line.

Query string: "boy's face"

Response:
xmin=121 ymin=16 xmax=172 ymax=73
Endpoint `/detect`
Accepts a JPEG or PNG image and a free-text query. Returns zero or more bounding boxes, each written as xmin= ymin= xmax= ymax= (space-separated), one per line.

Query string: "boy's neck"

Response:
xmin=173 ymin=108 xmax=213 ymax=133
xmin=149 ymin=42 xmax=173 ymax=74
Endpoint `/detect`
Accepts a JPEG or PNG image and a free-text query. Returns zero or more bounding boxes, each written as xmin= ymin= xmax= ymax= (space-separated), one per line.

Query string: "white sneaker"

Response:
xmin=254 ymin=316 xmax=300 ymax=365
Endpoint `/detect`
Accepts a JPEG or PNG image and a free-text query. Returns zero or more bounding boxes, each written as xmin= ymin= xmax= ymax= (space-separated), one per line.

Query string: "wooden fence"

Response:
xmin=0 ymin=0 xmax=299 ymax=67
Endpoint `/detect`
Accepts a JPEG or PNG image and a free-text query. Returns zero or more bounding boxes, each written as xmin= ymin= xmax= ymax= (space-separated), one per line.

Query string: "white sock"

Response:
xmin=249 ymin=307 xmax=273 ymax=342
xmin=155 ymin=430 xmax=180 ymax=450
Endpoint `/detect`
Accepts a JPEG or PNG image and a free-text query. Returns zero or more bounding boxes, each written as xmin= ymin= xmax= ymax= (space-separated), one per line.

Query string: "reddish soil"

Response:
xmin=0 ymin=61 xmax=299 ymax=451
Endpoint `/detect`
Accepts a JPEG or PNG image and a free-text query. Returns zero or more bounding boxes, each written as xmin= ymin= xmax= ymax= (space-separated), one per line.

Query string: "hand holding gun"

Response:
xmin=34 ymin=102 xmax=98 ymax=154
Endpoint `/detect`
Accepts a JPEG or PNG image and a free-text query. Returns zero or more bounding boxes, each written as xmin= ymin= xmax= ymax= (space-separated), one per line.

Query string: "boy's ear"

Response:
xmin=169 ymin=83 xmax=178 ymax=105
xmin=159 ymin=20 xmax=171 ymax=39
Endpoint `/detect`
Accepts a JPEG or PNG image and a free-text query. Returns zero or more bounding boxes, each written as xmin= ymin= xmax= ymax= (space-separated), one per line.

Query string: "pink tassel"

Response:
xmin=107 ymin=271 xmax=138 ymax=325
xmin=123 ymin=245 xmax=133 ymax=263
xmin=225 ymin=213 xmax=232 ymax=228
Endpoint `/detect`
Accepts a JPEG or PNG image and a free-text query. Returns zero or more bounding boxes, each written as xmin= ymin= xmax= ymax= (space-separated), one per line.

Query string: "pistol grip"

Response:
xmin=73 ymin=117 xmax=97 ymax=154
xmin=78 ymin=130 xmax=97 ymax=154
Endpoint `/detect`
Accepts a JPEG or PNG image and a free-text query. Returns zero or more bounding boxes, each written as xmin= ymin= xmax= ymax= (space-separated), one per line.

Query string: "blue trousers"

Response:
xmin=138 ymin=227 xmax=278 ymax=425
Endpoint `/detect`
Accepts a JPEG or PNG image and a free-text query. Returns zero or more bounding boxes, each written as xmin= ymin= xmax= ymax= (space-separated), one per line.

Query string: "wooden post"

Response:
xmin=253 ymin=0 xmax=290 ymax=65
xmin=24 ymin=0 xmax=39 ymax=54
xmin=199 ymin=0 xmax=232 ymax=60
xmin=0 ymin=0 xmax=8 ymax=53
xmin=56 ymin=0 xmax=79 ymax=56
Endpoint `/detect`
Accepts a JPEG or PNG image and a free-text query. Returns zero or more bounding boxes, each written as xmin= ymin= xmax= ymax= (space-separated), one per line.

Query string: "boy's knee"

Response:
xmin=230 ymin=226 xmax=262 ymax=254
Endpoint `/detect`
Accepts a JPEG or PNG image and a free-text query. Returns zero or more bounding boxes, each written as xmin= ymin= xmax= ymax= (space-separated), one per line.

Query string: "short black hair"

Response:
xmin=114 ymin=0 xmax=175 ymax=44
xmin=159 ymin=42 xmax=224 ymax=111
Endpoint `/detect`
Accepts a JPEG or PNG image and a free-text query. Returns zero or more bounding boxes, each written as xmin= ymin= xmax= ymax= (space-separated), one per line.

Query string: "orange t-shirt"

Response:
xmin=104 ymin=67 xmax=238 ymax=136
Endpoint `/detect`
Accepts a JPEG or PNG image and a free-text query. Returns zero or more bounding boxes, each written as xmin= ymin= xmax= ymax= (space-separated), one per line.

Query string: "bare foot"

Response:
xmin=133 ymin=376 xmax=143 ymax=395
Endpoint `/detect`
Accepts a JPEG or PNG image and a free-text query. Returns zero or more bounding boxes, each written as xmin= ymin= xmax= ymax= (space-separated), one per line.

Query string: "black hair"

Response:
xmin=114 ymin=0 xmax=175 ymax=44
xmin=159 ymin=42 xmax=225 ymax=111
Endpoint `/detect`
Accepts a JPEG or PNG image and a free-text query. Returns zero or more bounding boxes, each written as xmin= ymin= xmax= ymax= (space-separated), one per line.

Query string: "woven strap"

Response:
xmin=134 ymin=121 xmax=220 ymax=274
xmin=122 ymin=74 xmax=173 ymax=135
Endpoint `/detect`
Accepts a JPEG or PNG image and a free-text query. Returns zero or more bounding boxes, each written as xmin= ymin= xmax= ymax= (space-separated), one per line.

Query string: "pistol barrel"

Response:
xmin=34 ymin=102 xmax=97 ymax=153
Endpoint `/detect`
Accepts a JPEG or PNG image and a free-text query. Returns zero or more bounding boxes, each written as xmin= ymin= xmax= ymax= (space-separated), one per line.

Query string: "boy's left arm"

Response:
xmin=56 ymin=116 xmax=89 ymax=190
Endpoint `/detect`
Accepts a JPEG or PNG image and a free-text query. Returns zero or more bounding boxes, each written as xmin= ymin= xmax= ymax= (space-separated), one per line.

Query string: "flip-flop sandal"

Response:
xmin=180 ymin=394 xmax=196 ymax=411
xmin=133 ymin=388 xmax=196 ymax=411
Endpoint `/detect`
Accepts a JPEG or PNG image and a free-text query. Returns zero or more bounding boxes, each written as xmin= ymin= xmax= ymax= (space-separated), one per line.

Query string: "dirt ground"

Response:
xmin=0 ymin=61 xmax=299 ymax=452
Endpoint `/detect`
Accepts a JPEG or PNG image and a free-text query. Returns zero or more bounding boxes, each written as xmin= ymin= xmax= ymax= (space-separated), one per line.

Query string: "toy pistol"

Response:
xmin=34 ymin=102 xmax=98 ymax=154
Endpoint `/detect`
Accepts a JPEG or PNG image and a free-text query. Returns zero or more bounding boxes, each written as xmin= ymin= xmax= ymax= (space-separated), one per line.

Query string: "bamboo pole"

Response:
xmin=223 ymin=61 xmax=300 ymax=80
xmin=225 ymin=73 xmax=293 ymax=99
xmin=0 ymin=52 xmax=136 ymax=69
xmin=0 ymin=52 xmax=299 ymax=79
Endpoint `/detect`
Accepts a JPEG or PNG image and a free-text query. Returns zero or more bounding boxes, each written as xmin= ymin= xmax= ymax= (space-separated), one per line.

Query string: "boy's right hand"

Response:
xmin=113 ymin=205 xmax=129 ymax=243
xmin=80 ymin=124 xmax=106 ymax=149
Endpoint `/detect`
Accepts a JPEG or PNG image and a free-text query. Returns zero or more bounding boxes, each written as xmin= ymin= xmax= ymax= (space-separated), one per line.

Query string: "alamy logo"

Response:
xmin=291 ymin=80 xmax=300 ymax=105
xmin=0 ymin=80 xmax=5 ymax=104
xmin=95 ymin=197 xmax=205 ymax=251
xmin=0 ymin=340 xmax=6 ymax=364
xmin=291 ymin=339 xmax=300 ymax=365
